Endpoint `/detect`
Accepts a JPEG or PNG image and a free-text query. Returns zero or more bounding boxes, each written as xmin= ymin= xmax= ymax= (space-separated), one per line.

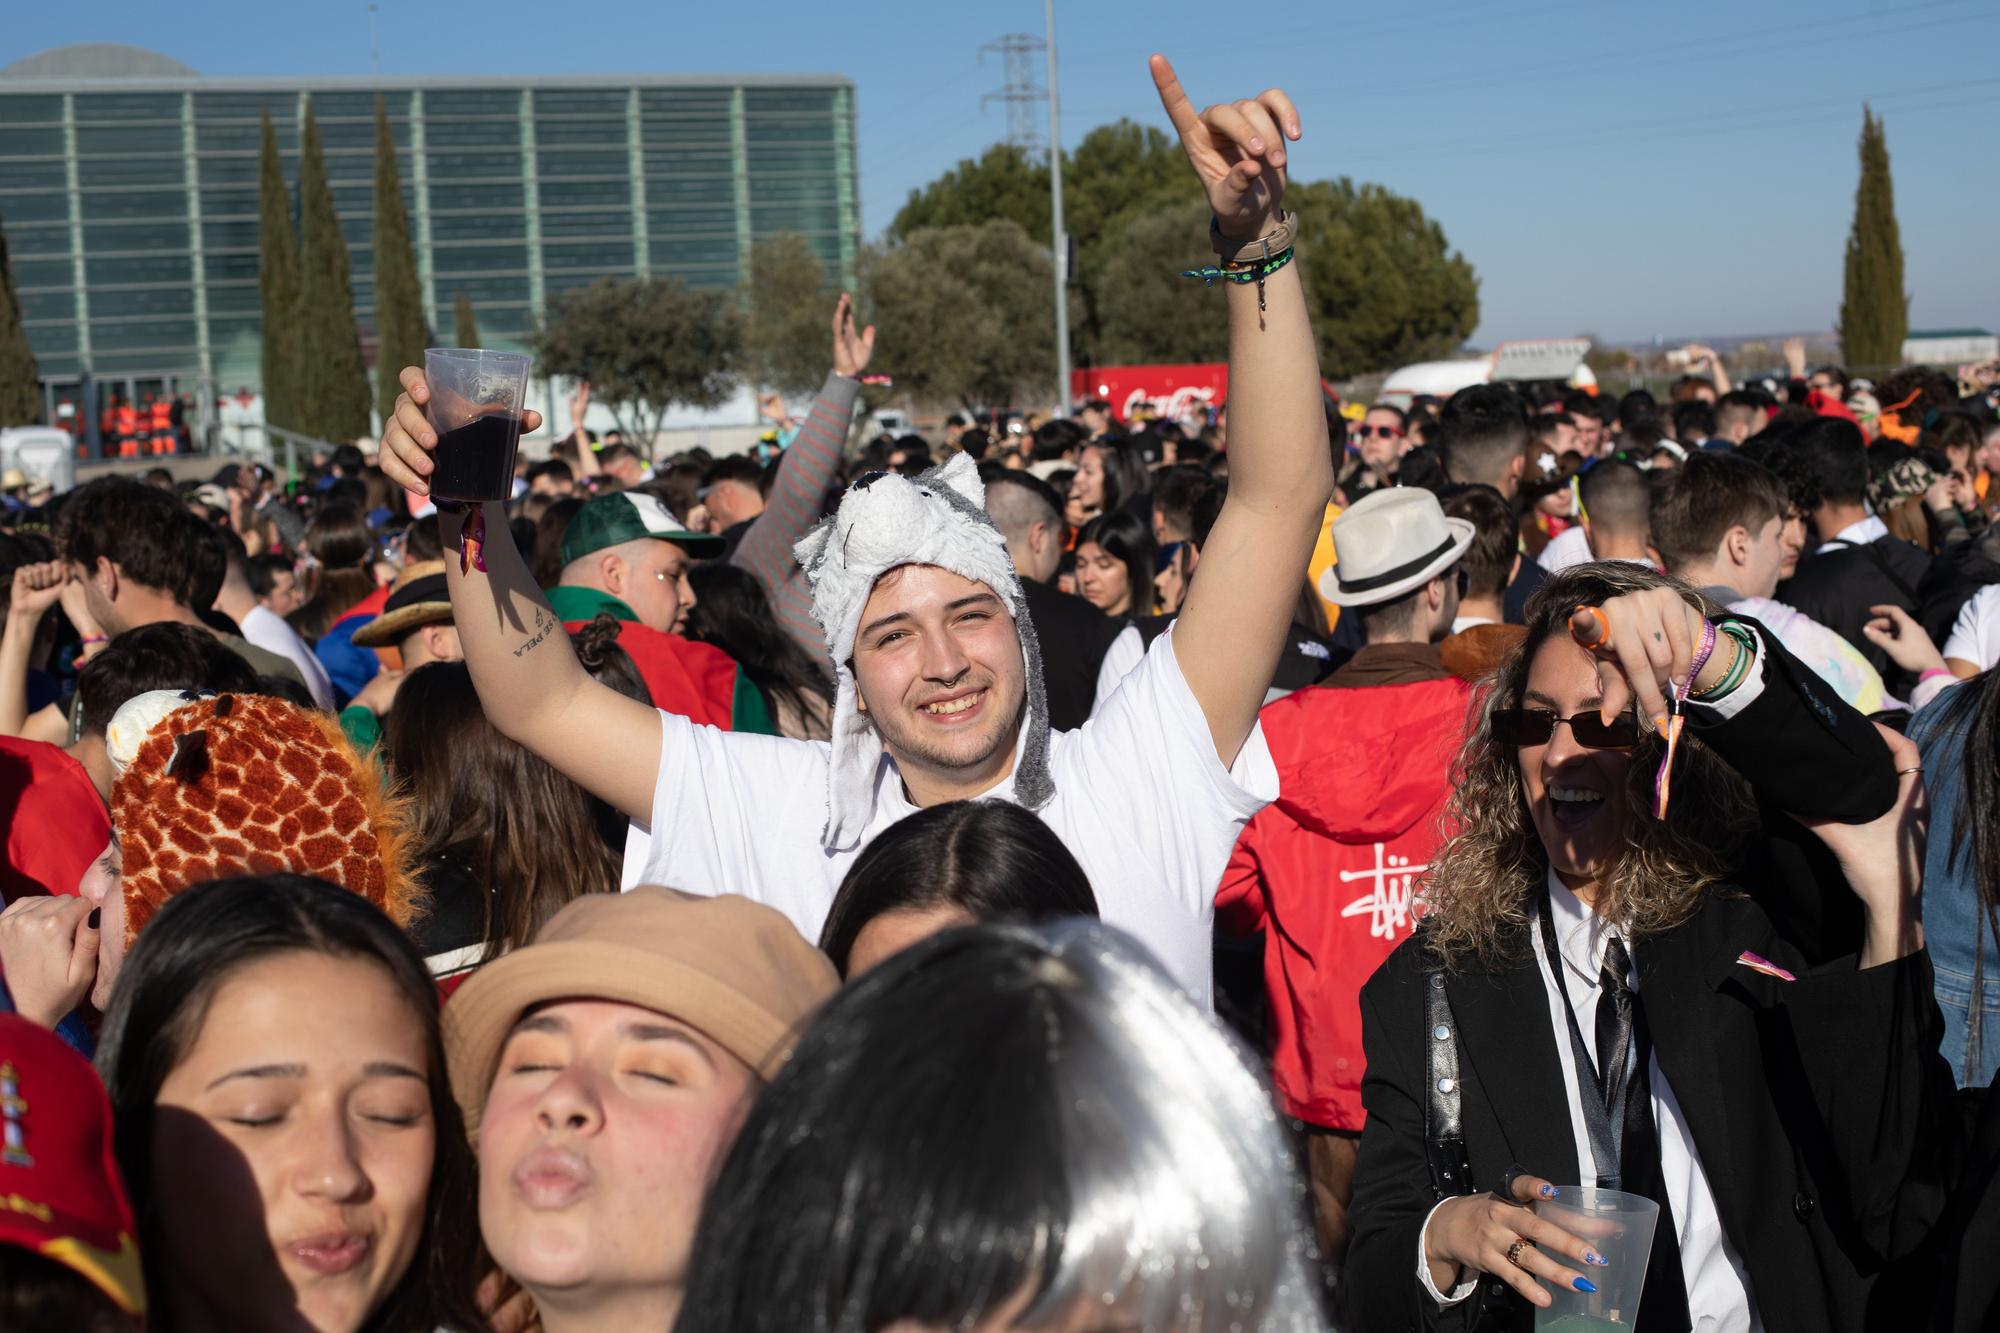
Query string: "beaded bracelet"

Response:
xmin=1179 ymin=247 xmax=1295 ymax=312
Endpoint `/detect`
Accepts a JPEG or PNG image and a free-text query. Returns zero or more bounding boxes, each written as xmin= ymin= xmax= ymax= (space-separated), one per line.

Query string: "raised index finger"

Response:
xmin=1149 ymin=54 xmax=1200 ymax=136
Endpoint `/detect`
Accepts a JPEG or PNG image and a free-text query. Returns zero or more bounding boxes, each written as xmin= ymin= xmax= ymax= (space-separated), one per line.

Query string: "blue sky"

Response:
xmin=10 ymin=0 xmax=1997 ymax=345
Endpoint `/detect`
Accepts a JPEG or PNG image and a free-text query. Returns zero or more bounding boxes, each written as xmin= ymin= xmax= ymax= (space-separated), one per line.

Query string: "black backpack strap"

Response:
xmin=1424 ymin=971 xmax=1474 ymax=1200
xmin=1822 ymin=537 xmax=1921 ymax=605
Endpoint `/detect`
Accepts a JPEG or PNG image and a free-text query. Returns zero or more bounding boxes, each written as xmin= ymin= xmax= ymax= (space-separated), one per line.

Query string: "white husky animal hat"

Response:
xmin=794 ymin=452 xmax=1053 ymax=849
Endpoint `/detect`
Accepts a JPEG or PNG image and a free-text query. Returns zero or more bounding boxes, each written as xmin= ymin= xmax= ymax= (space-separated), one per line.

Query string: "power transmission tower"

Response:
xmin=980 ymin=33 xmax=1047 ymax=151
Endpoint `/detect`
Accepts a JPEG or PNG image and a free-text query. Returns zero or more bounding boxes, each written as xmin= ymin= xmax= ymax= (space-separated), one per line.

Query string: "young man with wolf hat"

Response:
xmin=376 ymin=57 xmax=1330 ymax=1002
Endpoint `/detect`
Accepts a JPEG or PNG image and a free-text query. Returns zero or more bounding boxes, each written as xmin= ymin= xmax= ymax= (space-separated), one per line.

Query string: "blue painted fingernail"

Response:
xmin=1540 ymin=1184 xmax=1560 ymax=1198
xmin=1573 ymin=1277 xmax=1598 ymax=1294
xmin=1584 ymin=1250 xmax=1607 ymax=1266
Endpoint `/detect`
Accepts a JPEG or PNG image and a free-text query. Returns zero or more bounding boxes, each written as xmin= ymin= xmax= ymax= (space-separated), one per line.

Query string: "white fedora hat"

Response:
xmin=1318 ymin=487 xmax=1475 ymax=607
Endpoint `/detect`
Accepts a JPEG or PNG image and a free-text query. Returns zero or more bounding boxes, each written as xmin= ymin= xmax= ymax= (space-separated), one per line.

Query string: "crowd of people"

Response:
xmin=2 ymin=54 xmax=2000 ymax=1332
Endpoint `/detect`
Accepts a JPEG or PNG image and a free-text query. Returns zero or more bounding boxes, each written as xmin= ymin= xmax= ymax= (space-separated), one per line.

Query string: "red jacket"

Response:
xmin=1217 ymin=661 xmax=1471 ymax=1130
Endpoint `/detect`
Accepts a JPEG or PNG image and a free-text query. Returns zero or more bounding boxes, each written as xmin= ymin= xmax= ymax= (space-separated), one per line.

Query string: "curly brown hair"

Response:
xmin=1421 ymin=564 xmax=1756 ymax=969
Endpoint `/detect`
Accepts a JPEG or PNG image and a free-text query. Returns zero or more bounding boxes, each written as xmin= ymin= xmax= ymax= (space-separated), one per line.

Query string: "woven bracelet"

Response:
xmin=1179 ymin=246 xmax=1295 ymax=312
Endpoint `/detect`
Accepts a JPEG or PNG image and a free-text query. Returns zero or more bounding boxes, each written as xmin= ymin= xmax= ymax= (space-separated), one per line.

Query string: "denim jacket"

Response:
xmin=1909 ymin=677 xmax=2000 ymax=1086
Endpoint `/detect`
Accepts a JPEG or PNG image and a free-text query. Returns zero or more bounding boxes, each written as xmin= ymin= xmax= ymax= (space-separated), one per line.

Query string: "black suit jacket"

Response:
xmin=1777 ymin=536 xmax=1934 ymax=695
xmin=1018 ymin=575 xmax=1123 ymax=733
xmin=1343 ymin=618 xmax=1952 ymax=1333
xmin=1939 ymin=1082 xmax=2000 ymax=1330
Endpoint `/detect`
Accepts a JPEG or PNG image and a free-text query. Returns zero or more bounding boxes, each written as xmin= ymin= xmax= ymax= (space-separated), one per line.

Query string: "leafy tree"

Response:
xmin=1291 ymin=178 xmax=1479 ymax=379
xmin=0 ymin=221 xmax=39 ymax=424
xmin=371 ymin=95 xmax=428 ymax=422
xmin=863 ymin=220 xmax=1052 ymax=410
xmin=1093 ymin=201 xmax=1228 ymax=365
xmin=532 ymin=276 xmax=742 ymax=458
xmin=454 ymin=292 xmax=480 ymax=349
xmin=257 ymin=110 xmax=300 ymax=430
xmin=890 ymin=119 xmax=1478 ymax=376
xmin=890 ymin=142 xmax=1049 ymax=243
xmin=742 ymin=231 xmax=834 ymax=397
xmin=1839 ymin=105 xmax=1907 ymax=370
xmin=294 ymin=107 xmax=372 ymax=440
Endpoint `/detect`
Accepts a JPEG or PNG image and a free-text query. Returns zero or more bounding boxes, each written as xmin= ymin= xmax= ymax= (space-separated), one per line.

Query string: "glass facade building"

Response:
xmin=0 ymin=46 xmax=858 ymax=423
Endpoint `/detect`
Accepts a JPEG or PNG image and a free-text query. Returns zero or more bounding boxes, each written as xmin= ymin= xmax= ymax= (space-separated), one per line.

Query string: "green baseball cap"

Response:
xmin=559 ymin=492 xmax=725 ymax=566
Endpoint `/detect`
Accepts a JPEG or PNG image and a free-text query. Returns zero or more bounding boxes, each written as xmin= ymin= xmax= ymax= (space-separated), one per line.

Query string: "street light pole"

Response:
xmin=1044 ymin=0 xmax=1071 ymax=417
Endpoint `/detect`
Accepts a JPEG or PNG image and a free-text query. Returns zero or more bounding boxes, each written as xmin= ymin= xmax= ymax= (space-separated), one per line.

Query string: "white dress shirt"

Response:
xmin=1819 ymin=512 xmax=1888 ymax=552
xmin=1532 ymin=875 xmax=1761 ymax=1332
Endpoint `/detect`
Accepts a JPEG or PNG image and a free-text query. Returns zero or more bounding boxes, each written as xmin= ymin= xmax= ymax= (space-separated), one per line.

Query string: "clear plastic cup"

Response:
xmin=1533 ymin=1187 xmax=1660 ymax=1331
xmin=423 ymin=347 xmax=532 ymax=502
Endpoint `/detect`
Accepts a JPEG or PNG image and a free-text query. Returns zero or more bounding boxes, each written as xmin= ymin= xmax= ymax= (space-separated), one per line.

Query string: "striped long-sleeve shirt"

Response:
xmin=730 ymin=370 xmax=859 ymax=661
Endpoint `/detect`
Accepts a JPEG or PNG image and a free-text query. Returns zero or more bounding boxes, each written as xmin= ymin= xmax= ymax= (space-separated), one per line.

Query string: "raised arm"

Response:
xmin=732 ymin=294 xmax=868 ymax=652
xmin=377 ymin=370 xmax=660 ymax=821
xmin=1151 ymin=55 xmax=1334 ymax=767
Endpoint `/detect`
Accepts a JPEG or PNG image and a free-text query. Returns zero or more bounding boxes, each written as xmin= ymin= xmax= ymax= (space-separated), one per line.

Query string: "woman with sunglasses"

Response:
xmin=1345 ymin=562 xmax=1951 ymax=1333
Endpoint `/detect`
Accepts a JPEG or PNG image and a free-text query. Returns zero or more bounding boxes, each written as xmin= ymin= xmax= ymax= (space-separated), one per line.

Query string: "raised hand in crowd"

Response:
xmin=1149 ymin=53 xmax=1296 ymax=239
xmin=1794 ymin=722 xmax=1928 ymax=967
xmin=380 ymin=369 xmax=546 ymax=497
xmin=1564 ymin=582 xmax=1724 ymax=730
xmin=831 ymin=291 xmax=875 ymax=380
xmin=1 ymin=561 xmax=72 ymax=740
xmin=757 ymin=391 xmax=789 ymax=426
xmin=0 ymin=894 xmax=100 ymax=1029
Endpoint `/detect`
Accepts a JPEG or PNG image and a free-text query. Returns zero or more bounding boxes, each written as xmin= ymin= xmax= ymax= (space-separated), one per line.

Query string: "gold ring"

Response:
xmin=1897 ymin=766 xmax=1923 ymax=776
xmin=1506 ymin=1238 xmax=1535 ymax=1269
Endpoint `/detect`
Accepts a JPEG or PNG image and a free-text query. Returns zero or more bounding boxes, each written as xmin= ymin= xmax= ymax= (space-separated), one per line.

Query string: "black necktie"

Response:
xmin=1596 ymin=935 xmax=1692 ymax=1331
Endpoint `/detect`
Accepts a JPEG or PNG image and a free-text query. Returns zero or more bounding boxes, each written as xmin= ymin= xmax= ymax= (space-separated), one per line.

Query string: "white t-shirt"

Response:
xmin=624 ymin=627 xmax=1278 ymax=1005
xmin=240 ymin=604 xmax=336 ymax=710
xmin=1944 ymin=583 xmax=2000 ymax=672
xmin=1092 ymin=624 xmax=1145 ymax=716
xmin=1538 ymin=524 xmax=1593 ymax=574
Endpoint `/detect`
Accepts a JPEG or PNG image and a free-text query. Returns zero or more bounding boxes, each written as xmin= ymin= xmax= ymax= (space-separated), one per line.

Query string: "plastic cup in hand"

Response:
xmin=423 ymin=348 xmax=532 ymax=502
xmin=1533 ymin=1187 xmax=1659 ymax=1331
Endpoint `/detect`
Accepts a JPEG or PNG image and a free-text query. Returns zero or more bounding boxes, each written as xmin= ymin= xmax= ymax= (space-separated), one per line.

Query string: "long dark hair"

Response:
xmin=684 ymin=563 xmax=832 ymax=739
xmin=384 ymin=662 xmax=619 ymax=957
xmin=93 ymin=875 xmax=484 ymax=1333
xmin=1942 ymin=668 xmax=2000 ymax=1068
xmin=532 ymin=496 xmax=585 ymax=589
xmin=818 ymin=800 xmax=1099 ymax=974
xmin=1084 ymin=438 xmax=1150 ymax=517
xmin=1075 ymin=510 xmax=1156 ymax=618
xmin=289 ymin=502 xmax=380 ymax=642
xmin=673 ymin=922 xmax=1322 ymax=1331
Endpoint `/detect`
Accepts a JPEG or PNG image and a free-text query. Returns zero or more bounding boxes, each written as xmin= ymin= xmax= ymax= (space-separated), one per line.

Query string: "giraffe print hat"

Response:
xmin=106 ymin=690 xmax=420 ymax=943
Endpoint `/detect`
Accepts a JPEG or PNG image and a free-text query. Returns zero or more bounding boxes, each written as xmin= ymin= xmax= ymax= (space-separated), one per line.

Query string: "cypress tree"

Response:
xmin=294 ymin=105 xmax=373 ymax=440
xmin=0 ymin=220 xmax=39 ymax=424
xmin=1838 ymin=105 xmax=1908 ymax=371
xmin=454 ymin=292 xmax=481 ymax=349
xmin=257 ymin=110 xmax=300 ymax=431
xmin=371 ymin=95 xmax=429 ymax=424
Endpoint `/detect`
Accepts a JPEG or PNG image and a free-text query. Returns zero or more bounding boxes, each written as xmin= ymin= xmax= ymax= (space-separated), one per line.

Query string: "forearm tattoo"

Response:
xmin=514 ymin=608 xmax=556 ymax=658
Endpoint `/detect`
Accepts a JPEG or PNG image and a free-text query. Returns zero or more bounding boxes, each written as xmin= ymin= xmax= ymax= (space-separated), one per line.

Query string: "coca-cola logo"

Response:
xmin=1121 ymin=383 xmax=1218 ymax=421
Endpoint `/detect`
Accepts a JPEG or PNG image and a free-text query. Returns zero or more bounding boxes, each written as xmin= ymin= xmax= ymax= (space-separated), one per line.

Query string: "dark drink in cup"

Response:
xmin=432 ymin=411 xmax=525 ymax=502
xmin=423 ymin=347 xmax=532 ymax=503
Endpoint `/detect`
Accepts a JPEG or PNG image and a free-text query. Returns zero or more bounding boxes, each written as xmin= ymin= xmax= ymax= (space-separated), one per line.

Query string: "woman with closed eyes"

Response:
xmin=94 ymin=874 xmax=483 ymax=1332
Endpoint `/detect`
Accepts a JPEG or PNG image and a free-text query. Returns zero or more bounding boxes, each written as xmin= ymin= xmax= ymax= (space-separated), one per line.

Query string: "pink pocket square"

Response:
xmin=1736 ymin=950 xmax=1797 ymax=982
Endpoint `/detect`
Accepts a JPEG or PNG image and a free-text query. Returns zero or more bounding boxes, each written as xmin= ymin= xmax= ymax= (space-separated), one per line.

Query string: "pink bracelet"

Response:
xmin=1920 ymin=667 xmax=1954 ymax=683
xmin=1686 ymin=617 xmax=1718 ymax=687
xmin=80 ymin=634 xmax=108 ymax=646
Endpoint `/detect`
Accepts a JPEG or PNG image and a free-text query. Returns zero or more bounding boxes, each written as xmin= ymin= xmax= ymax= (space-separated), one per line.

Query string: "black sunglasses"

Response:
xmin=1490 ymin=707 xmax=1640 ymax=749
